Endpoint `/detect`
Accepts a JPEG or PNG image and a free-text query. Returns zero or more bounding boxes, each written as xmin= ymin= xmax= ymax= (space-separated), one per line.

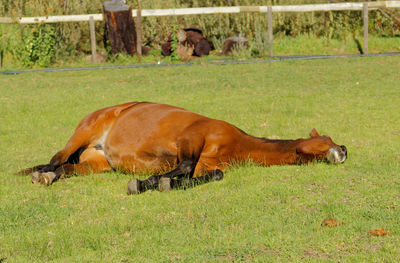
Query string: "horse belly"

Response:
xmin=103 ymin=120 xmax=179 ymax=173
xmin=101 ymin=102 xmax=204 ymax=174
xmin=104 ymin=135 xmax=178 ymax=173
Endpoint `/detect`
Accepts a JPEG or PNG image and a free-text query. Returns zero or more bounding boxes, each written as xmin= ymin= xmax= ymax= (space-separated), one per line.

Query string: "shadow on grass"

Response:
xmin=354 ymin=38 xmax=364 ymax=54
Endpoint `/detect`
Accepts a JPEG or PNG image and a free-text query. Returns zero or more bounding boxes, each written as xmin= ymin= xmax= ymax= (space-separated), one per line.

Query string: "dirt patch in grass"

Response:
xmin=321 ymin=218 xmax=348 ymax=227
xmin=369 ymin=228 xmax=390 ymax=236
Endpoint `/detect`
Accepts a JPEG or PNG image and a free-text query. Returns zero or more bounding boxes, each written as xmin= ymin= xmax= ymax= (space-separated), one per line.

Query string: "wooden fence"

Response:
xmin=1 ymin=1 xmax=400 ymax=65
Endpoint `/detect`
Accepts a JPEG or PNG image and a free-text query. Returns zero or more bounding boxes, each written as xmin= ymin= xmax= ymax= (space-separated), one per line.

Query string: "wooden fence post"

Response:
xmin=89 ymin=16 xmax=97 ymax=63
xmin=135 ymin=8 xmax=142 ymax=62
xmin=103 ymin=1 xmax=136 ymax=55
xmin=268 ymin=6 xmax=273 ymax=57
xmin=363 ymin=3 xmax=368 ymax=54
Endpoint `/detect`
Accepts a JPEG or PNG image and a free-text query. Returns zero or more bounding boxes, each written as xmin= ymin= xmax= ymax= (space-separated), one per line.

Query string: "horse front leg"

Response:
xmin=162 ymin=169 xmax=224 ymax=191
xmin=127 ymin=160 xmax=195 ymax=195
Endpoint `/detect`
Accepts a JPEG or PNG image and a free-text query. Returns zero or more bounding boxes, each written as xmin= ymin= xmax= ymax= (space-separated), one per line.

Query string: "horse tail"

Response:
xmin=15 ymin=164 xmax=49 ymax=176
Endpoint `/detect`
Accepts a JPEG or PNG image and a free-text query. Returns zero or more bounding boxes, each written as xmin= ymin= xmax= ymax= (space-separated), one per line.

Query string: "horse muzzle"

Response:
xmin=327 ymin=145 xmax=347 ymax=164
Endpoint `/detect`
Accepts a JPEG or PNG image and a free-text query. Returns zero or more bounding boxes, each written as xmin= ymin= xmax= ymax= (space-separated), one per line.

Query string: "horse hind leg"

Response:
xmin=32 ymin=147 xmax=112 ymax=185
xmin=17 ymin=147 xmax=86 ymax=176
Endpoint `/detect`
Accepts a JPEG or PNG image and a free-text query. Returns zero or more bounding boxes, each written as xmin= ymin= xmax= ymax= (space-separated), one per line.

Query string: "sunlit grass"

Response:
xmin=273 ymin=34 xmax=400 ymax=55
xmin=1 ymin=34 xmax=399 ymax=71
xmin=0 ymin=55 xmax=399 ymax=262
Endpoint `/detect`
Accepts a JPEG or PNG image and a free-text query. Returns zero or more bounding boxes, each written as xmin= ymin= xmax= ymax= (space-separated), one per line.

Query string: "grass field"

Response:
xmin=1 ymin=34 xmax=399 ymax=70
xmin=1 ymin=55 xmax=400 ymax=262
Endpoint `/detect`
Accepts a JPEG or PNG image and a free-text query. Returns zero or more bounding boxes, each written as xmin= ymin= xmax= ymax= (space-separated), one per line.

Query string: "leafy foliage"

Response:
xmin=20 ymin=25 xmax=56 ymax=67
xmin=170 ymin=24 xmax=180 ymax=61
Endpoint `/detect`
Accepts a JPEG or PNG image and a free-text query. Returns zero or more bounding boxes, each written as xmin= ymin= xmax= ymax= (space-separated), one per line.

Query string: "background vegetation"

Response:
xmin=0 ymin=0 xmax=400 ymax=67
xmin=1 ymin=55 xmax=400 ymax=262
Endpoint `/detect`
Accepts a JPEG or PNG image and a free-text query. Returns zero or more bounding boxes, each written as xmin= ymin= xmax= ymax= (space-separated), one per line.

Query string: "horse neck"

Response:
xmin=235 ymin=135 xmax=302 ymax=166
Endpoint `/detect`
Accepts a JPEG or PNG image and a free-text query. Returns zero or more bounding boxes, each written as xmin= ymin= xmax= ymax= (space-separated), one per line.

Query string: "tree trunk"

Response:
xmin=103 ymin=0 xmax=137 ymax=55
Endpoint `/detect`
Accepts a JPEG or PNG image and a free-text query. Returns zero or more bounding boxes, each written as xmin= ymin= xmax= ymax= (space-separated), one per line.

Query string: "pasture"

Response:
xmin=1 ymin=56 xmax=400 ymax=262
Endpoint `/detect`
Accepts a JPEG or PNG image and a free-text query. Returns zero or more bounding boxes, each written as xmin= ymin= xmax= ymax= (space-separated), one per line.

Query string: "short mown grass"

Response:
xmin=0 ymin=55 xmax=399 ymax=262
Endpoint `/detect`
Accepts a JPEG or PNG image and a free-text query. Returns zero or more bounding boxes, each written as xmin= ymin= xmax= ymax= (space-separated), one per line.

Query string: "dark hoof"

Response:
xmin=213 ymin=170 xmax=224 ymax=181
xmin=32 ymin=171 xmax=56 ymax=185
xmin=127 ymin=179 xmax=143 ymax=195
xmin=32 ymin=172 xmax=40 ymax=184
xmin=180 ymin=177 xmax=192 ymax=188
xmin=159 ymin=177 xmax=171 ymax=192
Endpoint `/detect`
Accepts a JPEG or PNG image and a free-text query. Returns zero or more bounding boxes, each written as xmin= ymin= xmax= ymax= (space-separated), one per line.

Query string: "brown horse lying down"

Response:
xmin=19 ymin=102 xmax=347 ymax=194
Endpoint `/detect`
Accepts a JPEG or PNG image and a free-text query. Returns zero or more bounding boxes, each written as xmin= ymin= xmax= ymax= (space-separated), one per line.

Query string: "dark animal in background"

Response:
xmin=18 ymin=102 xmax=347 ymax=195
xmin=222 ymin=36 xmax=249 ymax=55
xmin=162 ymin=27 xmax=212 ymax=57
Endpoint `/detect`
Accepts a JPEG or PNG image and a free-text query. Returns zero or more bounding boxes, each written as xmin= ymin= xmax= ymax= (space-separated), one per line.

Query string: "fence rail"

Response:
xmin=0 ymin=1 xmax=399 ymax=24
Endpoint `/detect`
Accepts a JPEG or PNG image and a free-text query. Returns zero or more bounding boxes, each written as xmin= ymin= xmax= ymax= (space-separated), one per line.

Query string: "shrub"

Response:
xmin=20 ymin=25 xmax=56 ymax=67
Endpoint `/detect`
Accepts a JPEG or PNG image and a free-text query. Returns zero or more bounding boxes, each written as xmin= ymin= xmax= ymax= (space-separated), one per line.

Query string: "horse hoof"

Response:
xmin=127 ymin=179 xmax=142 ymax=195
xmin=32 ymin=172 xmax=56 ymax=185
xmin=159 ymin=177 xmax=171 ymax=192
xmin=32 ymin=172 xmax=40 ymax=184
xmin=213 ymin=170 xmax=224 ymax=181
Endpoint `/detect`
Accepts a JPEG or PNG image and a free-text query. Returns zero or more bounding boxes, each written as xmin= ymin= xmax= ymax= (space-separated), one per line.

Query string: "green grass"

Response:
xmin=1 ymin=34 xmax=399 ymax=70
xmin=1 ymin=55 xmax=400 ymax=262
xmin=274 ymin=35 xmax=400 ymax=55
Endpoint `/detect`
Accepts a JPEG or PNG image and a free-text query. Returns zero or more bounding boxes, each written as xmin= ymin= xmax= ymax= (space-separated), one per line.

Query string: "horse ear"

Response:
xmin=309 ymin=128 xmax=320 ymax=138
